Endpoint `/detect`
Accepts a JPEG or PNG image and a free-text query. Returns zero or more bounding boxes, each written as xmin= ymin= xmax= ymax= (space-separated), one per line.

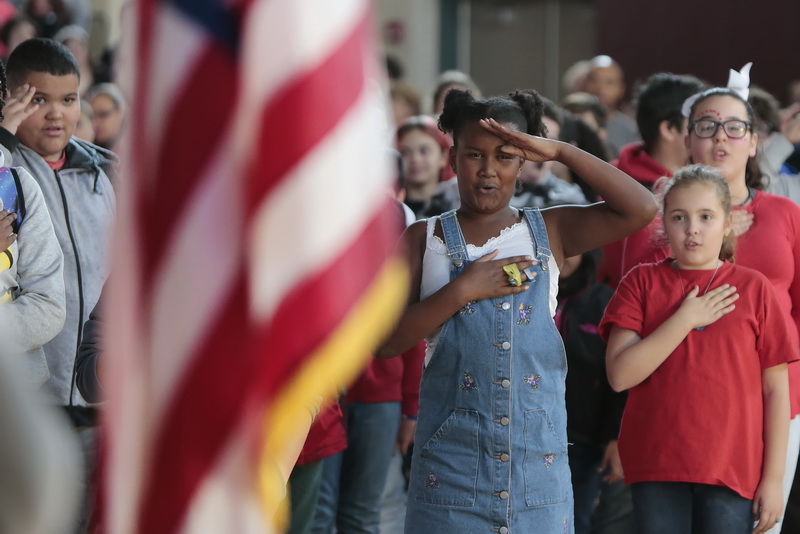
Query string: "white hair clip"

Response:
xmin=682 ymin=61 xmax=753 ymax=118
xmin=727 ymin=62 xmax=752 ymax=100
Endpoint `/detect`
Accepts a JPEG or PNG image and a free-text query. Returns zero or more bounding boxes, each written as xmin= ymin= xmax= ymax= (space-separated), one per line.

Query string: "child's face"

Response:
xmin=398 ymin=129 xmax=447 ymax=188
xmin=16 ymin=72 xmax=81 ymax=162
xmin=686 ymin=95 xmax=757 ymax=185
xmin=664 ymin=183 xmax=730 ymax=270
xmin=451 ymin=121 xmax=523 ymax=214
xmin=90 ymin=93 xmax=125 ymax=148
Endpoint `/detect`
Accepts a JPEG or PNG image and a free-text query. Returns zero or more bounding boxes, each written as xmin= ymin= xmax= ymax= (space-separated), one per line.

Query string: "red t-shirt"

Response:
xmin=295 ymin=402 xmax=347 ymax=466
xmin=640 ymin=191 xmax=800 ymax=416
xmin=46 ymin=151 xmax=67 ymax=171
xmin=600 ymin=259 xmax=797 ymax=498
xmin=345 ymin=342 xmax=425 ymax=416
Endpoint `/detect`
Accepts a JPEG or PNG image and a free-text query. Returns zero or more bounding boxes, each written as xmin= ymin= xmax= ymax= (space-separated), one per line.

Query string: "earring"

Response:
xmin=724 ymin=229 xmax=731 ymax=236
xmin=515 ymin=179 xmax=523 ymax=195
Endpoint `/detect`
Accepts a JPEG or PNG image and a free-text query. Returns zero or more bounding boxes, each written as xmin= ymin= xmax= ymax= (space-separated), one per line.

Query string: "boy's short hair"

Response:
xmin=634 ymin=73 xmax=706 ymax=152
xmin=6 ymin=38 xmax=80 ymax=91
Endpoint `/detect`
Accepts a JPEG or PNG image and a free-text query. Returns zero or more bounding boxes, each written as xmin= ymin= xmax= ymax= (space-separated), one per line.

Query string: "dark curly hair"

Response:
xmin=438 ymin=88 xmax=547 ymax=145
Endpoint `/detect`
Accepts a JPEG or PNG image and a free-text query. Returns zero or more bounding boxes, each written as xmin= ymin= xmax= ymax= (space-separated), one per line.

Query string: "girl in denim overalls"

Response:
xmin=377 ymin=89 xmax=657 ymax=533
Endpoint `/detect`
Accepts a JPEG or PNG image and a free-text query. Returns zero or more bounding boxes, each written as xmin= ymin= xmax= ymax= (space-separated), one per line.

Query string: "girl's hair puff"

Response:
xmin=660 ymin=164 xmax=736 ymax=261
xmin=687 ymin=87 xmax=765 ymax=191
xmin=438 ymin=88 xmax=547 ymax=146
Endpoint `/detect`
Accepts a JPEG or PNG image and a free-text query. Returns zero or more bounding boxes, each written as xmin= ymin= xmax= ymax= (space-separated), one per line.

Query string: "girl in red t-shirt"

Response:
xmin=601 ymin=165 xmax=795 ymax=534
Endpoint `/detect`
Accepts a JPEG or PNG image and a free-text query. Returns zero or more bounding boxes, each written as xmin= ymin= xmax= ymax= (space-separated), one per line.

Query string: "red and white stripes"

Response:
xmin=102 ymin=0 xmax=405 ymax=533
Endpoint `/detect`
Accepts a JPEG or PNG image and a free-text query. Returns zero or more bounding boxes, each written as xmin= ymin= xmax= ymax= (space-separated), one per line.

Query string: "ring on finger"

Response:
xmin=522 ymin=266 xmax=537 ymax=282
xmin=502 ymin=263 xmax=522 ymax=287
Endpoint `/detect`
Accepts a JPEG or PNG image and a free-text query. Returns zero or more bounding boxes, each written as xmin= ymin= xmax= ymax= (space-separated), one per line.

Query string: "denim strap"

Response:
xmin=439 ymin=210 xmax=469 ymax=269
xmin=521 ymin=207 xmax=552 ymax=270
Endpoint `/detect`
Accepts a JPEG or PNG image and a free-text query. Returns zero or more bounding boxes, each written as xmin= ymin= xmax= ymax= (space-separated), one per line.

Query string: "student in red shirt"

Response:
xmin=639 ymin=82 xmax=800 ymax=533
xmin=601 ymin=165 xmax=796 ymax=534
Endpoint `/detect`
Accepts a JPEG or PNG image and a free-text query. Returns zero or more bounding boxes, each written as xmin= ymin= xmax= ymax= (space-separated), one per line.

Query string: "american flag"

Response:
xmin=101 ymin=0 xmax=407 ymax=532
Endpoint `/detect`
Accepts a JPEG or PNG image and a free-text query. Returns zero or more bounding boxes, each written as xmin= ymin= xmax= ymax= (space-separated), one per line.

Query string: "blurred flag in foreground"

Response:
xmin=100 ymin=0 xmax=407 ymax=532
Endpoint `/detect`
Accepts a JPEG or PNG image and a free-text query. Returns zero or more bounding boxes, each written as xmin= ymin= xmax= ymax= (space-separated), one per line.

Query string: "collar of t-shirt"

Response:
xmin=46 ymin=151 xmax=67 ymax=171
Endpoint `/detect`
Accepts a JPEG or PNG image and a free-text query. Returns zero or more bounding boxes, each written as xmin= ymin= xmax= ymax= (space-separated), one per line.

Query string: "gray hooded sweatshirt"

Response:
xmin=0 ymin=128 xmax=116 ymax=409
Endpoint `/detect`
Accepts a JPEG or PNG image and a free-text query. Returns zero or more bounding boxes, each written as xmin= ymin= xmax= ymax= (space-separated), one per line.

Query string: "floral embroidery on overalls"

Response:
xmin=517 ymin=303 xmax=532 ymax=325
xmin=563 ymin=518 xmax=569 ymax=533
xmin=460 ymin=300 xmax=476 ymax=315
xmin=425 ymin=471 xmax=440 ymax=489
xmin=542 ymin=453 xmax=556 ymax=468
xmin=523 ymin=374 xmax=541 ymax=391
xmin=460 ymin=372 xmax=477 ymax=392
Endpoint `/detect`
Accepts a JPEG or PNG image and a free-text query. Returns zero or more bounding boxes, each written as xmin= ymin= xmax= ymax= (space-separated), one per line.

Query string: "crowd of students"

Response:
xmin=2 ymin=9 xmax=800 ymax=534
xmin=290 ymin=56 xmax=800 ymax=534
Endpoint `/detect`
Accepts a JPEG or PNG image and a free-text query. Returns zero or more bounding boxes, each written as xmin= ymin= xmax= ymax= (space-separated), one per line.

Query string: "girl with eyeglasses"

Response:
xmin=683 ymin=86 xmax=800 ymax=534
xmin=636 ymin=84 xmax=800 ymax=533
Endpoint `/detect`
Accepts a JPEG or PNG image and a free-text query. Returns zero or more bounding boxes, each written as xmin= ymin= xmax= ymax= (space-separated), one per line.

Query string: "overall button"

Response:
xmin=501 ymin=302 xmax=510 ymax=310
xmin=501 ymin=379 xmax=511 ymax=388
xmin=500 ymin=453 xmax=509 ymax=462
xmin=499 ymin=491 xmax=509 ymax=500
xmin=500 ymin=417 xmax=510 ymax=426
xmin=499 ymin=528 xmax=509 ymax=534
xmin=501 ymin=341 xmax=511 ymax=350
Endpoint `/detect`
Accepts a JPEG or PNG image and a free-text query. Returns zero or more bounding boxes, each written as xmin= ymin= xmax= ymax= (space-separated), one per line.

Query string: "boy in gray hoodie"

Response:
xmin=0 ymin=38 xmax=115 ymax=427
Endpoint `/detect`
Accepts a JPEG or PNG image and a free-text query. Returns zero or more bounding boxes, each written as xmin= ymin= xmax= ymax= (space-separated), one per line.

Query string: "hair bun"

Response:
xmin=438 ymin=88 xmax=474 ymax=134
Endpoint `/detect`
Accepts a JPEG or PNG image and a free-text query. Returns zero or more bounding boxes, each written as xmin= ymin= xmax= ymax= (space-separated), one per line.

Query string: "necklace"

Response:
xmin=675 ymin=260 xmax=722 ymax=331
xmin=733 ymin=187 xmax=753 ymax=207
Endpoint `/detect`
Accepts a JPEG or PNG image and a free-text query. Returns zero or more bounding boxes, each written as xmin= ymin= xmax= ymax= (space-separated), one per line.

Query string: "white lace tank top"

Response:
xmin=419 ymin=216 xmax=560 ymax=365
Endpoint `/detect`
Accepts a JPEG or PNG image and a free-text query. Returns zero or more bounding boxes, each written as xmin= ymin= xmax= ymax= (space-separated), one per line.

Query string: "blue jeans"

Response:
xmin=631 ymin=481 xmax=753 ymax=534
xmin=312 ymin=402 xmax=402 ymax=534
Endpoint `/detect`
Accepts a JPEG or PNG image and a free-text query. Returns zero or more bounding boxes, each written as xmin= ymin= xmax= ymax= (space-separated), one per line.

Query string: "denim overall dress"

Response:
xmin=405 ymin=209 xmax=574 ymax=534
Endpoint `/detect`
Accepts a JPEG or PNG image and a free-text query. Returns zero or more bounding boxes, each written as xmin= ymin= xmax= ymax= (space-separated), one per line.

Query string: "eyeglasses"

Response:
xmin=690 ymin=119 xmax=751 ymax=139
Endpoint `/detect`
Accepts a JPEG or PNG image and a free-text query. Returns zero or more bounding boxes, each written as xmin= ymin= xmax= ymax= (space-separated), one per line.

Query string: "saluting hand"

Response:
xmin=479 ymin=118 xmax=560 ymax=163
xmin=0 ymin=84 xmax=39 ymax=135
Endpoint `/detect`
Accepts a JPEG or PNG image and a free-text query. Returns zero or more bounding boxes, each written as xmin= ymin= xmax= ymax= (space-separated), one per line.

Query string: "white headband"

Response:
xmin=681 ymin=62 xmax=753 ymax=118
